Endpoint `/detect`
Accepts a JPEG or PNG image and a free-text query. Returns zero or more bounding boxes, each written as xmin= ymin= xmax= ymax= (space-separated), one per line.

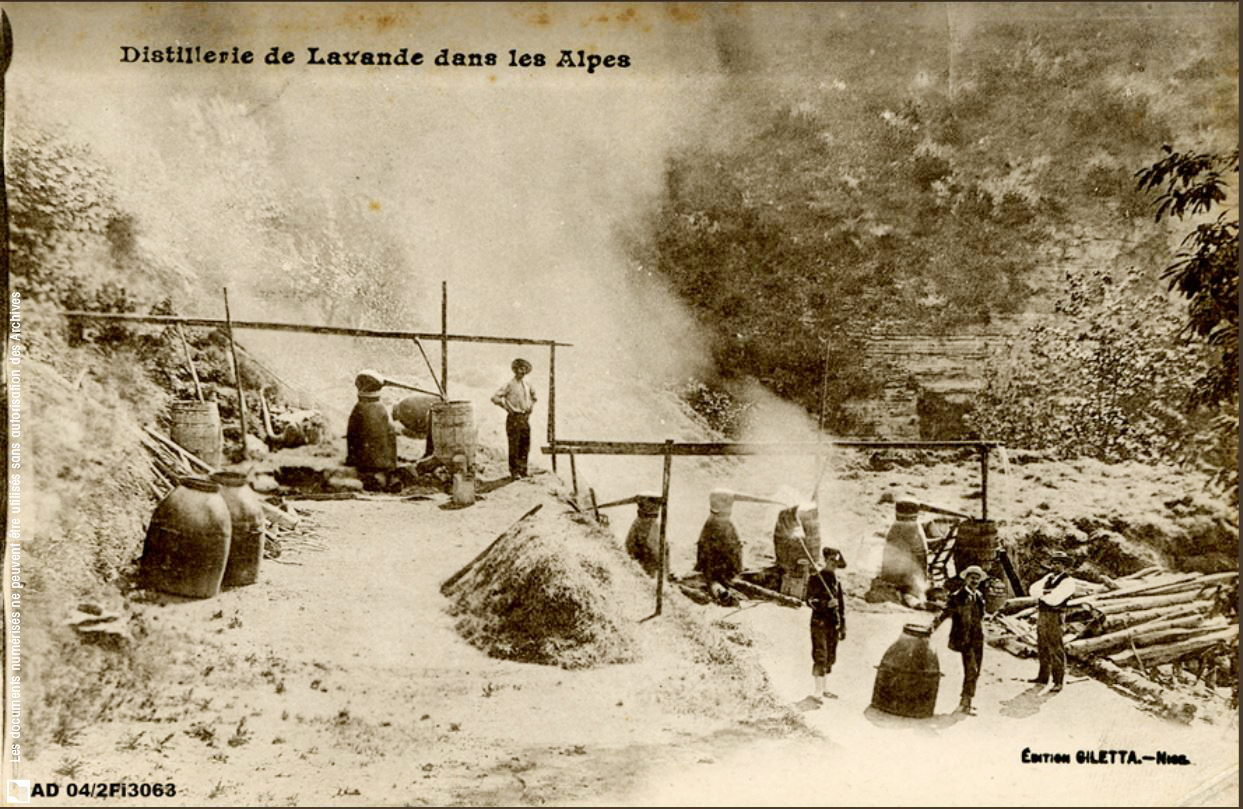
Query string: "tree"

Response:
xmin=1136 ymin=147 xmax=1239 ymax=504
xmin=1136 ymin=147 xmax=1239 ymax=409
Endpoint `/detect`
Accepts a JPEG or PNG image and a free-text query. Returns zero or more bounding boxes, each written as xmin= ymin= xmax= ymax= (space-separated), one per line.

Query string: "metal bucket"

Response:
xmin=431 ymin=401 xmax=477 ymax=468
xmin=170 ymin=401 xmax=223 ymax=467
xmin=871 ymin=623 xmax=941 ymax=718
xmin=140 ymin=476 xmax=232 ymax=598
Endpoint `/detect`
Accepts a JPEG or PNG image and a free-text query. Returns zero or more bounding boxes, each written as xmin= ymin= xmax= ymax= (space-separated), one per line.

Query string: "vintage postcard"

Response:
xmin=2 ymin=3 xmax=1238 ymax=806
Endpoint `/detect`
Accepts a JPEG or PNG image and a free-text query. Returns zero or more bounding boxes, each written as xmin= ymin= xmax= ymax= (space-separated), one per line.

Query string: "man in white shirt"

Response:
xmin=1028 ymin=552 xmax=1076 ymax=692
xmin=491 ymin=358 xmax=536 ymax=478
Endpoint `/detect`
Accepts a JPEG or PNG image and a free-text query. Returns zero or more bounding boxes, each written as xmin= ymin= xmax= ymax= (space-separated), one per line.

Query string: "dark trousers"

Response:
xmin=1035 ymin=608 xmax=1067 ymax=685
xmin=506 ymin=412 xmax=530 ymax=476
xmin=810 ymin=617 xmax=839 ymax=677
xmin=959 ymin=640 xmax=983 ymax=699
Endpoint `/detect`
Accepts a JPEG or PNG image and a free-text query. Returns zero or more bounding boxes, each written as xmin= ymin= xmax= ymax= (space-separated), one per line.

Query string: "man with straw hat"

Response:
xmin=805 ymin=546 xmax=847 ymax=702
xmin=491 ymin=358 xmax=536 ymax=479
xmin=931 ymin=565 xmax=987 ymax=715
xmin=1028 ymin=551 xmax=1077 ymax=692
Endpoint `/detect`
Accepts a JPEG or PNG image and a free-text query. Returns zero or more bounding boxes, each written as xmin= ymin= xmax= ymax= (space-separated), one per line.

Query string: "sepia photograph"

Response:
xmin=1 ymin=2 xmax=1238 ymax=806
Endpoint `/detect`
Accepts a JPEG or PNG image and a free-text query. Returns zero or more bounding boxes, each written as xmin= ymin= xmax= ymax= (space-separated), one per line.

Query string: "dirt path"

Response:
xmin=33 ymin=471 xmax=1238 ymax=807
xmin=614 ymin=600 xmax=1240 ymax=806
xmin=33 ymin=475 xmax=786 ymax=806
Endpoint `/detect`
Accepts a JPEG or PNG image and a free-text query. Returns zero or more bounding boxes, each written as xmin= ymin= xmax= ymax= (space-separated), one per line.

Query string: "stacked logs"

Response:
xmin=997 ymin=567 xmax=1238 ymax=688
xmin=139 ymin=427 xmax=321 ymax=563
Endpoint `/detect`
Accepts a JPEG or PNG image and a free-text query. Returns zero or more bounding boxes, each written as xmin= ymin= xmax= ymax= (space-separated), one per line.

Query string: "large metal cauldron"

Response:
xmin=212 ymin=471 xmax=264 ymax=587
xmin=140 ymin=476 xmax=232 ymax=598
xmin=871 ymin=623 xmax=941 ymax=718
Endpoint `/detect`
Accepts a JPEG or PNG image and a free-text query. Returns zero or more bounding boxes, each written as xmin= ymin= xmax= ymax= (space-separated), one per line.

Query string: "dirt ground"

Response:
xmin=27 ymin=460 xmax=1239 ymax=807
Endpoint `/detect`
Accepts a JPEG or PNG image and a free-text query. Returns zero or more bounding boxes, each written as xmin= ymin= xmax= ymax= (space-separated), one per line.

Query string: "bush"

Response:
xmin=968 ymin=266 xmax=1209 ymax=462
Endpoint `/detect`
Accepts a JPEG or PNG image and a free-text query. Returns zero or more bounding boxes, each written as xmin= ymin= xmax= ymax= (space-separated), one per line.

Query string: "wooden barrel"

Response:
xmin=431 ymin=401 xmax=477 ymax=468
xmin=212 ymin=471 xmax=264 ymax=587
xmin=871 ymin=623 xmax=941 ymax=718
xmin=170 ymin=401 xmax=223 ymax=466
xmin=140 ymin=476 xmax=231 ymax=598
xmin=953 ymin=520 xmax=999 ymax=574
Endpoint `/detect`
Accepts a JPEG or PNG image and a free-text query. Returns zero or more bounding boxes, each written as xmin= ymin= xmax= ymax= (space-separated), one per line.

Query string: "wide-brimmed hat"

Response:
xmin=960 ymin=565 xmax=986 ymax=579
xmin=512 ymin=358 xmax=533 ymax=374
xmin=1049 ymin=552 xmax=1073 ymax=565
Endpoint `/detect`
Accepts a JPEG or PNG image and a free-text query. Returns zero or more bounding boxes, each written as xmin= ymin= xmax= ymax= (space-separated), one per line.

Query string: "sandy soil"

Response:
xmin=27 ymin=462 xmax=1238 ymax=807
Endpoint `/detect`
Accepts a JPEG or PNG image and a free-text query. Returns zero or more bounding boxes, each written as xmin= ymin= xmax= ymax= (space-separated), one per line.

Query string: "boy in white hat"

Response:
xmin=931 ymin=565 xmax=987 ymax=715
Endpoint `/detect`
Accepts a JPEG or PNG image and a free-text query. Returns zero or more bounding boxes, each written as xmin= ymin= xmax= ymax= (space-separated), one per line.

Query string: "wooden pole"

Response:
xmin=545 ymin=439 xmax=998 ymax=456
xmin=980 ymin=445 xmax=990 ymax=521
xmin=569 ymin=452 xmax=578 ymax=497
xmin=655 ymin=440 xmax=673 ymax=616
xmin=441 ymin=281 xmax=448 ymax=397
xmin=222 ymin=288 xmax=248 ymax=455
xmin=548 ymin=343 xmax=557 ymax=473
xmin=589 ymin=488 xmax=600 ymax=522
xmin=411 ymin=338 xmax=444 ymax=398
xmin=176 ymin=324 xmax=204 ymax=401
xmin=58 ymin=311 xmax=571 ymax=348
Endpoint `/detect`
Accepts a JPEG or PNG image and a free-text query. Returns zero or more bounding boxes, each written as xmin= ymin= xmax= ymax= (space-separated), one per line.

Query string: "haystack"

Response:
xmin=443 ymin=507 xmax=649 ymax=669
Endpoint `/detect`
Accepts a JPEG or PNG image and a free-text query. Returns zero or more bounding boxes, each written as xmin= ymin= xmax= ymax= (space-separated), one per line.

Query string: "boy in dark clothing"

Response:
xmin=931 ymin=565 xmax=986 ymax=715
xmin=805 ymin=546 xmax=847 ymax=701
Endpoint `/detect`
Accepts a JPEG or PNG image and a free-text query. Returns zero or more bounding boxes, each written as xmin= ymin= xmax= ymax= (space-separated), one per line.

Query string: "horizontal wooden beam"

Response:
xmin=58 ymin=311 xmax=572 ymax=347
xmin=542 ymin=439 xmax=996 ymax=456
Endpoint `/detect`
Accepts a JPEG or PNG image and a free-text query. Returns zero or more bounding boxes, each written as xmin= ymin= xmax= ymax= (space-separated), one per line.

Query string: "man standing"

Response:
xmin=491 ymin=358 xmax=536 ymax=478
xmin=1029 ymin=552 xmax=1076 ymax=692
xmin=931 ymin=565 xmax=986 ymax=715
xmin=805 ymin=547 xmax=847 ymax=702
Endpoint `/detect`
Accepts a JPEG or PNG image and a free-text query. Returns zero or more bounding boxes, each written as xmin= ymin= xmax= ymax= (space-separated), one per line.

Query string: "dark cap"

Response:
xmin=822 ymin=546 xmax=847 ymax=567
xmin=512 ymin=358 xmax=532 ymax=374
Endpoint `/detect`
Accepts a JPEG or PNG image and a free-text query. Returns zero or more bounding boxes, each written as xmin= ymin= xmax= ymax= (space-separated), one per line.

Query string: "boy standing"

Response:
xmin=491 ymin=358 xmax=536 ymax=478
xmin=931 ymin=565 xmax=986 ymax=715
xmin=806 ymin=547 xmax=847 ymax=701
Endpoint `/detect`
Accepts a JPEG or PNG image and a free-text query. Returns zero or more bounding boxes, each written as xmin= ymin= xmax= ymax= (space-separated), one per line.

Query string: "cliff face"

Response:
xmin=840 ymin=211 xmax=1183 ymax=439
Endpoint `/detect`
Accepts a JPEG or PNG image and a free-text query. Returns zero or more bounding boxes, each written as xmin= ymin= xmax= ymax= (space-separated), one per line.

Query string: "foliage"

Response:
xmin=968 ymin=267 xmax=1208 ymax=462
xmin=1135 ymin=147 xmax=1239 ymax=409
xmin=679 ymin=378 xmax=755 ymax=438
xmin=1136 ymin=147 xmax=1239 ymax=505
xmin=8 ymin=130 xmax=129 ymax=303
xmin=625 ymin=9 xmax=1231 ymax=426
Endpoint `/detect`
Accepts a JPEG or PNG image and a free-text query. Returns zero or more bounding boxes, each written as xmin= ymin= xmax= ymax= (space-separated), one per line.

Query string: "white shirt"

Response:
xmin=1030 ymin=572 xmax=1076 ymax=608
xmin=492 ymin=377 xmax=536 ymax=414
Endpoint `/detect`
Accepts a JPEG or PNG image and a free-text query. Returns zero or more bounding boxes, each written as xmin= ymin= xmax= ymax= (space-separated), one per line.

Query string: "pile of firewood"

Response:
xmin=670 ymin=569 xmax=805 ymax=608
xmin=139 ymin=426 xmax=323 ymax=562
xmin=138 ymin=426 xmax=213 ymax=495
xmin=997 ymin=567 xmax=1238 ymax=694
